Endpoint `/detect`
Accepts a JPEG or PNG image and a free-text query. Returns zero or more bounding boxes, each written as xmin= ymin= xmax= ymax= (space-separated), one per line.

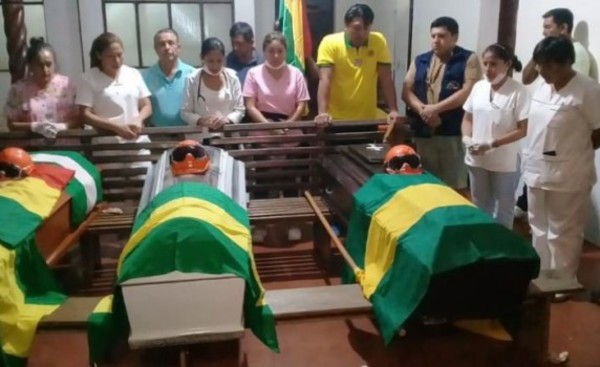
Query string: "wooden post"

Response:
xmin=498 ymin=0 xmax=519 ymax=50
xmin=2 ymin=0 xmax=27 ymax=83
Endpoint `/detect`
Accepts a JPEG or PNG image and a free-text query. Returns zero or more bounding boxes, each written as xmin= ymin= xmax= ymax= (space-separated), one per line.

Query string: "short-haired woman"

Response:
xmin=522 ymin=37 xmax=600 ymax=291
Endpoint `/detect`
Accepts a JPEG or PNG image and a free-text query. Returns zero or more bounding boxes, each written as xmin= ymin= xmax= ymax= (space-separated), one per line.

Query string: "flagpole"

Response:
xmin=303 ymin=191 xmax=360 ymax=273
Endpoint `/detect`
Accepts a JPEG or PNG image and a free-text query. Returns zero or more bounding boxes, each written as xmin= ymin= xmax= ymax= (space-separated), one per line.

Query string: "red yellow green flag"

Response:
xmin=278 ymin=0 xmax=313 ymax=71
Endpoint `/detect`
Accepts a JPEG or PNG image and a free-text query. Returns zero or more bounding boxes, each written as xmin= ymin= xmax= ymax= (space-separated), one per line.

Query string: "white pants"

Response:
xmin=528 ymin=187 xmax=590 ymax=279
xmin=468 ymin=166 xmax=518 ymax=229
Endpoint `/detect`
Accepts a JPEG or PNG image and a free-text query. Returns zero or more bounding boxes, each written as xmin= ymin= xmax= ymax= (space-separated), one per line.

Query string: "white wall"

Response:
xmin=254 ymin=0 xmax=276 ymax=51
xmin=515 ymin=0 xmax=600 ymax=245
xmin=78 ymin=0 xmax=104 ymax=72
xmin=411 ymin=0 xmax=500 ymax=58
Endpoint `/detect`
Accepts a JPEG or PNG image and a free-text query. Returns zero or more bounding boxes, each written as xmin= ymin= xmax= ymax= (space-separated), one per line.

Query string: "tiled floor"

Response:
xmin=28 ymin=223 xmax=600 ymax=367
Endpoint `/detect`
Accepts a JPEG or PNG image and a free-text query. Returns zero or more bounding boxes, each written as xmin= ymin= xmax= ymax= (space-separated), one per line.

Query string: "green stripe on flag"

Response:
xmin=278 ymin=0 xmax=307 ymax=71
xmin=0 ymin=197 xmax=43 ymax=249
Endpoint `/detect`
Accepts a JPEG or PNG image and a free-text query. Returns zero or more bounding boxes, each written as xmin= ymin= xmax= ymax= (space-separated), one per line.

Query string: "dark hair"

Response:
xmin=543 ymin=8 xmax=574 ymax=34
xmin=430 ymin=16 xmax=459 ymax=35
xmin=90 ymin=32 xmax=123 ymax=69
xmin=262 ymin=31 xmax=287 ymax=51
xmin=532 ymin=36 xmax=575 ymax=66
xmin=344 ymin=4 xmax=375 ymax=27
xmin=483 ymin=43 xmax=523 ymax=72
xmin=229 ymin=22 xmax=254 ymax=42
xmin=201 ymin=37 xmax=226 ymax=58
xmin=153 ymin=28 xmax=179 ymax=45
xmin=26 ymin=37 xmax=55 ymax=65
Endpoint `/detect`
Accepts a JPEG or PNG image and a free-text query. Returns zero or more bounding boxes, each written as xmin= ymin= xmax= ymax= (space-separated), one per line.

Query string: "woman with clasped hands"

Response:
xmin=461 ymin=43 xmax=529 ymax=229
xmin=76 ymin=32 xmax=153 ymax=169
xmin=180 ymin=37 xmax=244 ymax=144
xmin=4 ymin=37 xmax=79 ymax=142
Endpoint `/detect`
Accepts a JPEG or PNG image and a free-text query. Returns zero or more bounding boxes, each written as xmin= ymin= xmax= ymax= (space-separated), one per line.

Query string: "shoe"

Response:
xmin=422 ymin=315 xmax=448 ymax=326
xmin=287 ymin=226 xmax=302 ymax=241
xmin=252 ymin=227 xmax=267 ymax=243
xmin=551 ymin=293 xmax=571 ymax=303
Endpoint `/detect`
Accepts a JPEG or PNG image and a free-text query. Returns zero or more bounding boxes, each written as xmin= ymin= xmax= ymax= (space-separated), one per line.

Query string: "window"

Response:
xmin=102 ymin=0 xmax=234 ymax=68
xmin=0 ymin=0 xmax=47 ymax=71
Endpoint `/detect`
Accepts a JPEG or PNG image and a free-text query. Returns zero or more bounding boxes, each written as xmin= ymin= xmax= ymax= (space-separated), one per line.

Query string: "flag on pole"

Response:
xmin=278 ymin=0 xmax=313 ymax=71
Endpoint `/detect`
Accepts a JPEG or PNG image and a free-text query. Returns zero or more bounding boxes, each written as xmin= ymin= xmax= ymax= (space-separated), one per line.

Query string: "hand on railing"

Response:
xmin=314 ymin=113 xmax=332 ymax=127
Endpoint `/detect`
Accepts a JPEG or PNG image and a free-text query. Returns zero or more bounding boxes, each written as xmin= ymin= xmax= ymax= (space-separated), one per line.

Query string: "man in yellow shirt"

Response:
xmin=315 ymin=4 xmax=400 ymax=126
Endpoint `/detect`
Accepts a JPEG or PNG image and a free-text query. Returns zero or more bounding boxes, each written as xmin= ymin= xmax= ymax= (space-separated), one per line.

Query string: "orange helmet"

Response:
xmin=384 ymin=144 xmax=423 ymax=175
xmin=0 ymin=147 xmax=34 ymax=180
xmin=169 ymin=140 xmax=210 ymax=176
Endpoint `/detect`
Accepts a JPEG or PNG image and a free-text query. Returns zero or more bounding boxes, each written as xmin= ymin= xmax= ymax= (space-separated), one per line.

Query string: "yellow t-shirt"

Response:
xmin=317 ymin=31 xmax=392 ymax=120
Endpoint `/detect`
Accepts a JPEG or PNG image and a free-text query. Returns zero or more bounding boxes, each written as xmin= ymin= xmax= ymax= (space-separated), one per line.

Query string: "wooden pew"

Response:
xmin=1 ymin=121 xmax=383 ymax=278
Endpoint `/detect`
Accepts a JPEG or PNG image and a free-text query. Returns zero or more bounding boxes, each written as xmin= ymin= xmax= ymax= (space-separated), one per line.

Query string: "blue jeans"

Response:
xmin=468 ymin=166 xmax=519 ymax=229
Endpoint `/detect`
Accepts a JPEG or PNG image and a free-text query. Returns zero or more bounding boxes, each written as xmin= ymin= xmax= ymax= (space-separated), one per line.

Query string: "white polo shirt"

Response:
xmin=76 ymin=65 xmax=151 ymax=144
xmin=463 ymin=78 xmax=530 ymax=172
xmin=523 ymin=73 xmax=600 ymax=192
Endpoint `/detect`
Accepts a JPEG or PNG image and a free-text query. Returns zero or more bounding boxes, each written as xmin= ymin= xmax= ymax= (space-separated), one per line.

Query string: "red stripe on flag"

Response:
xmin=301 ymin=0 xmax=313 ymax=57
xmin=30 ymin=163 xmax=74 ymax=191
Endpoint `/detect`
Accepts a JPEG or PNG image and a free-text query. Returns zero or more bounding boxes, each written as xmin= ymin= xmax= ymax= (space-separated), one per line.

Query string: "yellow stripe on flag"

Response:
xmin=92 ymin=295 xmax=114 ymax=314
xmin=362 ymin=183 xmax=474 ymax=298
xmin=0 ymin=177 xmax=61 ymax=218
xmin=117 ymin=196 xmax=267 ymax=305
xmin=286 ymin=0 xmax=305 ymax=68
xmin=453 ymin=319 xmax=513 ymax=341
xmin=0 ymin=244 xmax=60 ymax=358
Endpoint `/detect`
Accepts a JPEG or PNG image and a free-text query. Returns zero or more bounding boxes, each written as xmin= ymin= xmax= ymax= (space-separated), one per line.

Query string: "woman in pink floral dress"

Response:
xmin=3 ymin=37 xmax=79 ymax=143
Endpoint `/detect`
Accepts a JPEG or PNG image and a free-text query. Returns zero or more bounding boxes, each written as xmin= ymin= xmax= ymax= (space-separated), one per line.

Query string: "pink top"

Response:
xmin=242 ymin=64 xmax=310 ymax=117
xmin=3 ymin=74 xmax=77 ymax=123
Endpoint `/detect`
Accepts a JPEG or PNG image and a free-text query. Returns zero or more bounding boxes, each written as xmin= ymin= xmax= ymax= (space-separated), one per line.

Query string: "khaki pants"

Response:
xmin=415 ymin=136 xmax=467 ymax=189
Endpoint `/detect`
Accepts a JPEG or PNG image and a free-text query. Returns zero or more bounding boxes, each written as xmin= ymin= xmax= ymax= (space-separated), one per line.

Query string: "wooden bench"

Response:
xmin=1 ymin=121 xmax=384 ymax=278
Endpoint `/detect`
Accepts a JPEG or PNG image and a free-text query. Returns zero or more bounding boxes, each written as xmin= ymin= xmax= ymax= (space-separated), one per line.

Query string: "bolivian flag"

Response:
xmin=278 ymin=0 xmax=313 ymax=71
xmin=0 ymin=165 xmax=73 ymax=367
xmin=31 ymin=151 xmax=103 ymax=227
xmin=87 ymin=182 xmax=278 ymax=362
xmin=343 ymin=173 xmax=540 ymax=344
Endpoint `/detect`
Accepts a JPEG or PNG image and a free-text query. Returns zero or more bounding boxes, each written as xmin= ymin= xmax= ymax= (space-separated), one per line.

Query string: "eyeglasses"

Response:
xmin=170 ymin=144 xmax=207 ymax=163
xmin=0 ymin=162 xmax=25 ymax=179
xmin=387 ymin=154 xmax=421 ymax=171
